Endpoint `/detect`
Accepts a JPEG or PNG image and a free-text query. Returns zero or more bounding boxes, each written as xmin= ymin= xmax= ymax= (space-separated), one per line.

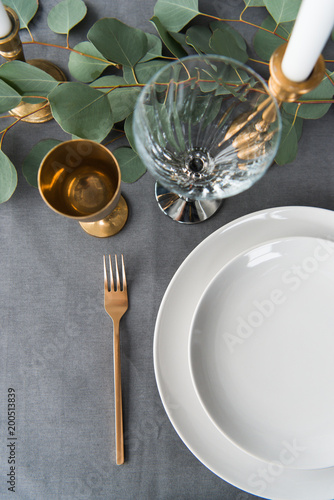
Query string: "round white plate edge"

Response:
xmin=153 ymin=206 xmax=334 ymax=500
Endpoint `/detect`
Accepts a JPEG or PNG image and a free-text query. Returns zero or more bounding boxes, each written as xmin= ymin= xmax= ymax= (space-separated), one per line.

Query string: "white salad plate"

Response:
xmin=153 ymin=206 xmax=334 ymax=500
xmin=189 ymin=236 xmax=334 ymax=470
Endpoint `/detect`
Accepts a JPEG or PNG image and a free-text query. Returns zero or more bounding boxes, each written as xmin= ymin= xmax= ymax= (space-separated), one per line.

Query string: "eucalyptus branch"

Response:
xmin=248 ymin=58 xmax=269 ymax=66
xmin=199 ymin=11 xmax=288 ymax=41
xmin=0 ymin=102 xmax=49 ymax=148
xmin=1 ymin=0 xmax=333 ymax=203
xmin=104 ymin=131 xmax=126 ymax=146
xmin=22 ymin=40 xmax=119 ymax=66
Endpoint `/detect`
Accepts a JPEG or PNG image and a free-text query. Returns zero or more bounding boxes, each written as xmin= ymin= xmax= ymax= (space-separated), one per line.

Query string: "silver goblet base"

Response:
xmin=155 ymin=183 xmax=223 ymax=224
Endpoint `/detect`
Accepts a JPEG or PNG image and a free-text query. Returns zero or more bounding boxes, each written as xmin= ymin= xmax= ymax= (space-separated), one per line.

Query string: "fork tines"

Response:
xmin=104 ymin=254 xmax=126 ymax=292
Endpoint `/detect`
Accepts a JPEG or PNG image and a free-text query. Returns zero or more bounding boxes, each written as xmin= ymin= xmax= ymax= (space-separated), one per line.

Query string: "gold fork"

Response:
xmin=103 ymin=254 xmax=128 ymax=465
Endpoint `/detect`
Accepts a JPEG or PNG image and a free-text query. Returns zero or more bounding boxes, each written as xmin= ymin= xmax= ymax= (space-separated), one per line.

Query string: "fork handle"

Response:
xmin=113 ymin=320 xmax=124 ymax=465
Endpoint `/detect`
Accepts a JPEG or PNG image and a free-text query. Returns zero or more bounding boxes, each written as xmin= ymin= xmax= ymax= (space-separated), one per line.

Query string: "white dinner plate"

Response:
xmin=153 ymin=206 xmax=334 ymax=500
xmin=189 ymin=236 xmax=334 ymax=470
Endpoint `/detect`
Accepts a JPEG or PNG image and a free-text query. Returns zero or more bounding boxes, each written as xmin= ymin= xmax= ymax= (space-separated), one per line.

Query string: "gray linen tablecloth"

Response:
xmin=1 ymin=0 xmax=333 ymax=499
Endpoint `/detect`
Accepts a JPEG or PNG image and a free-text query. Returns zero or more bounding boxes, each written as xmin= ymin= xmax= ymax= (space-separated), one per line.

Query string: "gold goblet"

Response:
xmin=38 ymin=139 xmax=128 ymax=237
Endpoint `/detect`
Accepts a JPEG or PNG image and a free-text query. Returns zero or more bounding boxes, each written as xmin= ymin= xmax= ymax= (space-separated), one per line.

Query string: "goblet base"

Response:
xmin=155 ymin=183 xmax=222 ymax=224
xmin=79 ymin=195 xmax=128 ymax=237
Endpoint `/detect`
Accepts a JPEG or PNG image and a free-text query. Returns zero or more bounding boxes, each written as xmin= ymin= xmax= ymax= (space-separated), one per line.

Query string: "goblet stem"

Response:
xmin=79 ymin=195 xmax=128 ymax=237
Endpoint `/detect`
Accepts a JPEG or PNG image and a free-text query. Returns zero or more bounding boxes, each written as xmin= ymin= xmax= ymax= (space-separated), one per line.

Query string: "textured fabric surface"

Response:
xmin=1 ymin=1 xmax=334 ymax=499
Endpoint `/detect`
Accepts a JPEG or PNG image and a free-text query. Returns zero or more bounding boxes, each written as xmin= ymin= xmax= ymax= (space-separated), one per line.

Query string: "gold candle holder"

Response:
xmin=0 ymin=6 xmax=66 ymax=123
xmin=268 ymin=43 xmax=326 ymax=103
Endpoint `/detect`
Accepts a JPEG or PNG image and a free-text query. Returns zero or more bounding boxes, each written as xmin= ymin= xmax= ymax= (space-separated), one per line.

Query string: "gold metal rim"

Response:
xmin=38 ymin=139 xmax=122 ymax=222
xmin=268 ymin=43 xmax=326 ymax=103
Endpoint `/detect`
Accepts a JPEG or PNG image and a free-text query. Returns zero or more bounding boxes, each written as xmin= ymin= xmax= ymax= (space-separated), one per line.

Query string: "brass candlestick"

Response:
xmin=268 ymin=43 xmax=326 ymax=103
xmin=0 ymin=6 xmax=66 ymax=123
xmin=225 ymin=43 xmax=326 ymax=162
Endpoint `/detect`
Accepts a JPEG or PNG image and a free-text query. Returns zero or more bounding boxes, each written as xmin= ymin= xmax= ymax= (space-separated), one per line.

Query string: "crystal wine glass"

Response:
xmin=133 ymin=55 xmax=282 ymax=223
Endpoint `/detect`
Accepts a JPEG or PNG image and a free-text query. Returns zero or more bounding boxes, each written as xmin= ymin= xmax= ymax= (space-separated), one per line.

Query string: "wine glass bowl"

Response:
xmin=38 ymin=139 xmax=128 ymax=237
xmin=133 ymin=55 xmax=282 ymax=223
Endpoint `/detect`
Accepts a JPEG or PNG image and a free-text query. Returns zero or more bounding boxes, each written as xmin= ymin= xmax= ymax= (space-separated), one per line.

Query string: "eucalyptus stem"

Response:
xmin=0 ymin=102 xmax=49 ymax=148
xmin=249 ymin=58 xmax=269 ymax=66
xmin=22 ymin=40 xmax=118 ymax=66
xmin=199 ymin=11 xmax=288 ymax=41
xmin=104 ymin=132 xmax=126 ymax=146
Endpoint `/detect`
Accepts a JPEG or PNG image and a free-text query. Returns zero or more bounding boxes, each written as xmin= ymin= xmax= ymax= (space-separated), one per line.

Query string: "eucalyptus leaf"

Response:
xmin=90 ymin=75 xmax=127 ymax=90
xmin=140 ymin=33 xmax=163 ymax=63
xmin=0 ymin=79 xmax=21 ymax=113
xmin=153 ymin=0 xmax=199 ymax=32
xmin=0 ymin=150 xmax=17 ymax=203
xmin=122 ymin=67 xmax=137 ymax=85
xmin=264 ymin=0 xmax=301 ymax=24
xmin=150 ymin=16 xmax=188 ymax=58
xmin=124 ymin=113 xmax=137 ymax=152
xmin=88 ymin=18 xmax=148 ymax=67
xmin=113 ymin=147 xmax=146 ymax=183
xmin=169 ymin=32 xmax=188 ymax=48
xmin=0 ymin=61 xmax=59 ymax=103
xmin=3 ymin=0 xmax=38 ymax=30
xmin=209 ymin=22 xmax=248 ymax=63
xmin=107 ymin=87 xmax=141 ymax=123
xmin=274 ymin=115 xmax=298 ymax=165
xmin=68 ymin=41 xmax=111 ymax=82
xmin=134 ymin=60 xmax=168 ymax=84
xmin=253 ymin=15 xmax=293 ymax=61
xmin=49 ymin=82 xmax=114 ymax=142
xmin=47 ymin=0 xmax=87 ymax=34
xmin=283 ymin=71 xmax=334 ymax=119
xmin=22 ymin=139 xmax=61 ymax=188
xmin=186 ymin=25 xmax=212 ymax=54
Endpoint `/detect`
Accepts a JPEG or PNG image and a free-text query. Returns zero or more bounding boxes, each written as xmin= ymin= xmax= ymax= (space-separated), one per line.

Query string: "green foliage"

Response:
xmin=153 ymin=0 xmax=199 ymax=32
xmin=275 ymin=112 xmax=300 ymax=165
xmin=88 ymin=18 xmax=148 ymax=68
xmin=0 ymin=0 xmax=333 ymax=203
xmin=150 ymin=16 xmax=188 ymax=58
xmin=0 ymin=150 xmax=17 ymax=203
xmin=134 ymin=60 xmax=168 ymax=84
xmin=0 ymin=79 xmax=21 ymax=113
xmin=283 ymin=71 xmax=334 ymax=119
xmin=124 ymin=114 xmax=137 ymax=152
xmin=68 ymin=42 xmax=111 ymax=82
xmin=113 ymin=147 xmax=147 ymax=183
xmin=4 ymin=0 xmax=38 ymax=30
xmin=106 ymin=87 xmax=141 ymax=123
xmin=140 ymin=33 xmax=163 ymax=63
xmin=263 ymin=0 xmax=302 ymax=25
xmin=22 ymin=139 xmax=62 ymax=187
xmin=253 ymin=16 xmax=293 ymax=61
xmin=186 ymin=25 xmax=212 ymax=54
xmin=48 ymin=82 xmax=114 ymax=142
xmin=0 ymin=61 xmax=59 ymax=103
xmin=47 ymin=0 xmax=87 ymax=34
xmin=209 ymin=22 xmax=248 ymax=63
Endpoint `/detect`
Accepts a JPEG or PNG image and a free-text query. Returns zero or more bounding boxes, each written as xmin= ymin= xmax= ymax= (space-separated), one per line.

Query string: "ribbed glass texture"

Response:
xmin=133 ymin=55 xmax=281 ymax=201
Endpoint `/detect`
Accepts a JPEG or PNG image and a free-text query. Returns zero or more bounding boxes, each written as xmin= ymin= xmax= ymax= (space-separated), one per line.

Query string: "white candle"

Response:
xmin=0 ymin=1 xmax=12 ymax=38
xmin=281 ymin=0 xmax=334 ymax=82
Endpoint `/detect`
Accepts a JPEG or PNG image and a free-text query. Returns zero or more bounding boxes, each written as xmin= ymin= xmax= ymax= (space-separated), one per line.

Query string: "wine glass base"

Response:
xmin=79 ymin=195 xmax=128 ymax=237
xmin=155 ymin=183 xmax=222 ymax=224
